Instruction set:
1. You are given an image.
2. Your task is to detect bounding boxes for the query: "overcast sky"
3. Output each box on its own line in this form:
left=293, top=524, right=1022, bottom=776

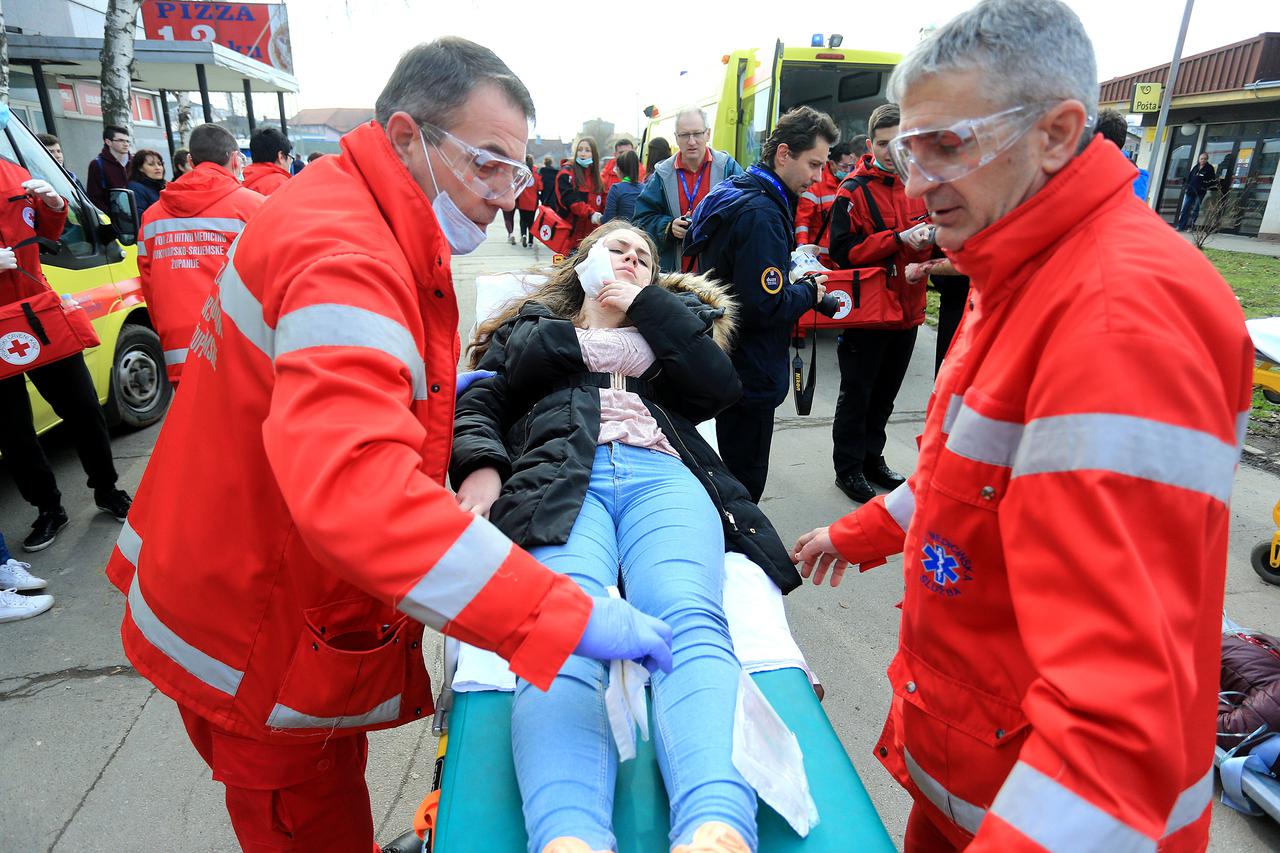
left=286, top=0, right=1278, bottom=139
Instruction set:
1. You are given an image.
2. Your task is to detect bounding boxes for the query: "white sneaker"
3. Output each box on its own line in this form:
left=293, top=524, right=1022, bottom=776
left=0, top=558, right=47, bottom=591
left=0, top=588, right=54, bottom=623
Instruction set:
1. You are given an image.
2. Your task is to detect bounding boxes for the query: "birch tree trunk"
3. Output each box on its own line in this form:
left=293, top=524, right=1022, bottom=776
left=177, top=91, right=192, bottom=145
left=100, top=0, right=143, bottom=130
left=0, top=1, right=10, bottom=105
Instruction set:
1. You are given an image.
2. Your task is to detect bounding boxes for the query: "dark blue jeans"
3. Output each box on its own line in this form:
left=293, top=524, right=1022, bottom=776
left=1177, top=190, right=1206, bottom=230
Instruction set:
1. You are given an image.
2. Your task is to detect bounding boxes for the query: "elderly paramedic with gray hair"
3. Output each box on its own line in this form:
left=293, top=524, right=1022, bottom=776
left=792, top=0, right=1253, bottom=850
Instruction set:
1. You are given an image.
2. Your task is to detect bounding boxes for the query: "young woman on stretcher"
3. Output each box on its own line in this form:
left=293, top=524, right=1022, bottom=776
left=451, top=221, right=801, bottom=853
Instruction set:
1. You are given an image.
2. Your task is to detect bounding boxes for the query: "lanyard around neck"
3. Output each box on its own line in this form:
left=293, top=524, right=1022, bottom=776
left=678, top=157, right=709, bottom=211
left=748, top=165, right=787, bottom=199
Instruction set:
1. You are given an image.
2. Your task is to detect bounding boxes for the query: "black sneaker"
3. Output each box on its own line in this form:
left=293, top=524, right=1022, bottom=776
left=23, top=508, right=69, bottom=552
left=95, top=488, right=132, bottom=522
left=864, top=459, right=906, bottom=490
left=835, top=473, right=876, bottom=503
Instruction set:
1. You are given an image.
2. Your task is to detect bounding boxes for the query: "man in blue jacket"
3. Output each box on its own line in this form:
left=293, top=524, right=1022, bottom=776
left=633, top=108, right=743, bottom=272
left=684, top=107, right=838, bottom=501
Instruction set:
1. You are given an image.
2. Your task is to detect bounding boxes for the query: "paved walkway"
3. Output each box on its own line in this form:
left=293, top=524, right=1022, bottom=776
left=1185, top=231, right=1280, bottom=257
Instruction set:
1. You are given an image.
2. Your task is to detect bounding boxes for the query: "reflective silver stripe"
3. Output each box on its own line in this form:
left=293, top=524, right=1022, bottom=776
left=136, top=240, right=147, bottom=256
left=1236, top=410, right=1249, bottom=451
left=905, top=749, right=986, bottom=835
left=800, top=191, right=819, bottom=203
left=1013, top=413, right=1238, bottom=504
left=127, top=572, right=244, bottom=697
left=216, top=239, right=276, bottom=358
left=275, top=303, right=428, bottom=399
left=163, top=348, right=188, bottom=366
left=947, top=403, right=1024, bottom=467
left=990, top=761, right=1154, bottom=853
left=795, top=225, right=810, bottom=234
left=397, top=515, right=513, bottom=630
left=884, top=481, right=914, bottom=532
left=1163, top=767, right=1212, bottom=835
left=141, top=216, right=246, bottom=240
left=116, top=517, right=142, bottom=566
left=941, top=393, right=964, bottom=434
left=815, top=194, right=837, bottom=203
left=267, top=694, right=401, bottom=729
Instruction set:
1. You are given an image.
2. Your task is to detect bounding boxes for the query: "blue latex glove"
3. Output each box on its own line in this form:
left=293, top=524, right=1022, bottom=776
left=575, top=596, right=674, bottom=674
left=455, top=369, right=496, bottom=398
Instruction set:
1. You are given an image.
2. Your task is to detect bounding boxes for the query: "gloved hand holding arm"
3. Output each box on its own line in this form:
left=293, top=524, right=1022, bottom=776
left=0, top=248, right=16, bottom=270
left=23, top=178, right=65, bottom=211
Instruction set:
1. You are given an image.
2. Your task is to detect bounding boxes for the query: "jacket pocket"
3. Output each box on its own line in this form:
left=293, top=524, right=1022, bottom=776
left=268, top=597, right=409, bottom=730
left=892, top=650, right=1030, bottom=827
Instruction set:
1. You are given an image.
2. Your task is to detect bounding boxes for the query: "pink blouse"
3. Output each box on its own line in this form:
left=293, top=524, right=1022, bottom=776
left=574, top=326, right=680, bottom=458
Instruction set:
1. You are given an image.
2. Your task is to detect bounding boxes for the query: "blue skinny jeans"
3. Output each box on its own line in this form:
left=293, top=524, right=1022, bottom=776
left=512, top=442, right=757, bottom=852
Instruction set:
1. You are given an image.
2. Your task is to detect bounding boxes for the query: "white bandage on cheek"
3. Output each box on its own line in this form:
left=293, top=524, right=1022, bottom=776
left=579, top=241, right=615, bottom=299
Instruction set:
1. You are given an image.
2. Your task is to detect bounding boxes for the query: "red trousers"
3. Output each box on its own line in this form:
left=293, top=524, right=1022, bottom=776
left=179, top=705, right=380, bottom=852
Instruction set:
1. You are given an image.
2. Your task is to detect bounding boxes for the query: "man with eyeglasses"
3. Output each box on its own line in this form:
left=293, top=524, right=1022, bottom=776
left=793, top=1, right=1251, bottom=850
left=242, top=126, right=295, bottom=195
left=634, top=108, right=742, bottom=272
left=106, top=37, right=672, bottom=851
left=85, top=124, right=131, bottom=212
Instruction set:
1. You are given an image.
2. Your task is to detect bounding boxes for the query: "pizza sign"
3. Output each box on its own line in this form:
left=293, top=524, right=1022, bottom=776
left=142, top=2, right=294, bottom=73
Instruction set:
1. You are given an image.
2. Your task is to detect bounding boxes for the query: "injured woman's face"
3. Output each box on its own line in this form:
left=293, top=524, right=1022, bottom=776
left=602, top=229, right=654, bottom=286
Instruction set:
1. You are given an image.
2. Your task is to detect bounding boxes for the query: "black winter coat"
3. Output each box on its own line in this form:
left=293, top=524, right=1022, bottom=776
left=451, top=276, right=802, bottom=593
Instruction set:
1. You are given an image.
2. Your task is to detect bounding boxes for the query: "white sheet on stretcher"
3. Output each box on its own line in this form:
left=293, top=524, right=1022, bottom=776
left=454, top=273, right=811, bottom=693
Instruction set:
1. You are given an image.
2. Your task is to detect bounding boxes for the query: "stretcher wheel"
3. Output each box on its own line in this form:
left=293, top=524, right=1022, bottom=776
left=1250, top=540, right=1280, bottom=586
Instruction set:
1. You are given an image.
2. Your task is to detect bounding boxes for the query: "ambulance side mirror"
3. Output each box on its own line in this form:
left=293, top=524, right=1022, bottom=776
left=106, top=188, right=140, bottom=246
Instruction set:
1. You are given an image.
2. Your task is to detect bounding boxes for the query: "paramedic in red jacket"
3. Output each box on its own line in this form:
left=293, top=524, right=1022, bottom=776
left=0, top=130, right=132, bottom=552
left=828, top=105, right=934, bottom=505
left=793, top=2, right=1252, bottom=851
left=600, top=138, right=646, bottom=193
left=555, top=137, right=605, bottom=250
left=107, top=38, right=672, bottom=853
left=241, top=126, right=294, bottom=196
left=138, top=123, right=265, bottom=383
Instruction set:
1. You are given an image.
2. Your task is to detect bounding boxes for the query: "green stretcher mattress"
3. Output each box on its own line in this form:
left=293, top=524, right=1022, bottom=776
left=431, top=667, right=895, bottom=852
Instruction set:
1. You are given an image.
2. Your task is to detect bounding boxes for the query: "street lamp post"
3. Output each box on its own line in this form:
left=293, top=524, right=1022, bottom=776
left=1147, top=0, right=1196, bottom=209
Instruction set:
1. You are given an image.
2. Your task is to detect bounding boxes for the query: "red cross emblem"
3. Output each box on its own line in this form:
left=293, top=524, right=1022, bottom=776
left=8, top=338, right=30, bottom=358
left=0, top=331, right=40, bottom=366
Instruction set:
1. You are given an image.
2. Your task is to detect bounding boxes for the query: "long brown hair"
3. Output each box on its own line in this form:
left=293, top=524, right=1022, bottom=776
left=570, top=137, right=602, bottom=191
left=468, top=221, right=660, bottom=367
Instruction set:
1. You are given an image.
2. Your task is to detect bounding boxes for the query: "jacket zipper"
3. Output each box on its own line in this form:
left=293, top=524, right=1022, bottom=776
left=647, top=399, right=740, bottom=534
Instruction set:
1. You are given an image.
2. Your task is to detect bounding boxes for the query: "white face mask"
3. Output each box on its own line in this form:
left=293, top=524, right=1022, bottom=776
left=419, top=127, right=487, bottom=256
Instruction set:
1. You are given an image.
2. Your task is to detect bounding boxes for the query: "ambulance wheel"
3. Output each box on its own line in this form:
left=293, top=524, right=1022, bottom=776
left=1264, top=390, right=1280, bottom=404
left=1250, top=540, right=1280, bottom=586
left=105, top=324, right=171, bottom=430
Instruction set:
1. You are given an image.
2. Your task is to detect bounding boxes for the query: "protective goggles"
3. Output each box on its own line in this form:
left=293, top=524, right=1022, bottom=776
left=420, top=121, right=533, bottom=200
left=888, top=103, right=1054, bottom=184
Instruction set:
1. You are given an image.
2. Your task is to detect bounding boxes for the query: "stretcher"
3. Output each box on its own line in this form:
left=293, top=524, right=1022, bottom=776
left=405, top=272, right=895, bottom=852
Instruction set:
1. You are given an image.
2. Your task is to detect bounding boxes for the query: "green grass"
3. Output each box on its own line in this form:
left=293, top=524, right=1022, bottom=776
left=924, top=287, right=940, bottom=327
left=1205, top=249, right=1280, bottom=424
left=1205, top=249, right=1280, bottom=320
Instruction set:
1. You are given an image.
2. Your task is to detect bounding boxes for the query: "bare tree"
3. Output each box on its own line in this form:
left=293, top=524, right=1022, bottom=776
left=177, top=91, right=192, bottom=145
left=0, top=1, right=10, bottom=104
left=1192, top=181, right=1256, bottom=250
left=100, top=0, right=143, bottom=130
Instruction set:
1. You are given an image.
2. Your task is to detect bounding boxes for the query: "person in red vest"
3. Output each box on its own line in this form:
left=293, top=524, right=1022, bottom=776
left=0, top=104, right=132, bottom=552
left=793, top=1, right=1252, bottom=850
left=515, top=153, right=540, bottom=247
left=794, top=141, right=855, bottom=260
left=554, top=137, right=605, bottom=251
left=827, top=104, right=934, bottom=505
left=600, top=138, right=646, bottom=193
left=106, top=38, right=671, bottom=852
left=241, top=127, right=295, bottom=196
left=138, top=123, right=265, bottom=384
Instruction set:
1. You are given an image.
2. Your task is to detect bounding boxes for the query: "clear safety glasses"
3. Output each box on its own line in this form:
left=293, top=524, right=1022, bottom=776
left=888, top=103, right=1054, bottom=184
left=420, top=121, right=534, bottom=200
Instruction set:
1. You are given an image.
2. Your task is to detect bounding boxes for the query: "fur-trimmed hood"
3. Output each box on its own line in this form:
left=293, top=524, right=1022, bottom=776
left=650, top=270, right=737, bottom=353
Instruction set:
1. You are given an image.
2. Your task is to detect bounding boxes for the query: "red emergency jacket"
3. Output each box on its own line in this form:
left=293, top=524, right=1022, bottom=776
left=107, top=121, right=591, bottom=743
left=0, top=158, right=67, bottom=306
left=138, top=162, right=264, bottom=382
left=794, top=162, right=842, bottom=257
left=828, top=154, right=931, bottom=329
left=241, top=161, right=291, bottom=196
left=829, top=138, right=1252, bottom=850
left=516, top=171, right=541, bottom=212
left=556, top=166, right=604, bottom=248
